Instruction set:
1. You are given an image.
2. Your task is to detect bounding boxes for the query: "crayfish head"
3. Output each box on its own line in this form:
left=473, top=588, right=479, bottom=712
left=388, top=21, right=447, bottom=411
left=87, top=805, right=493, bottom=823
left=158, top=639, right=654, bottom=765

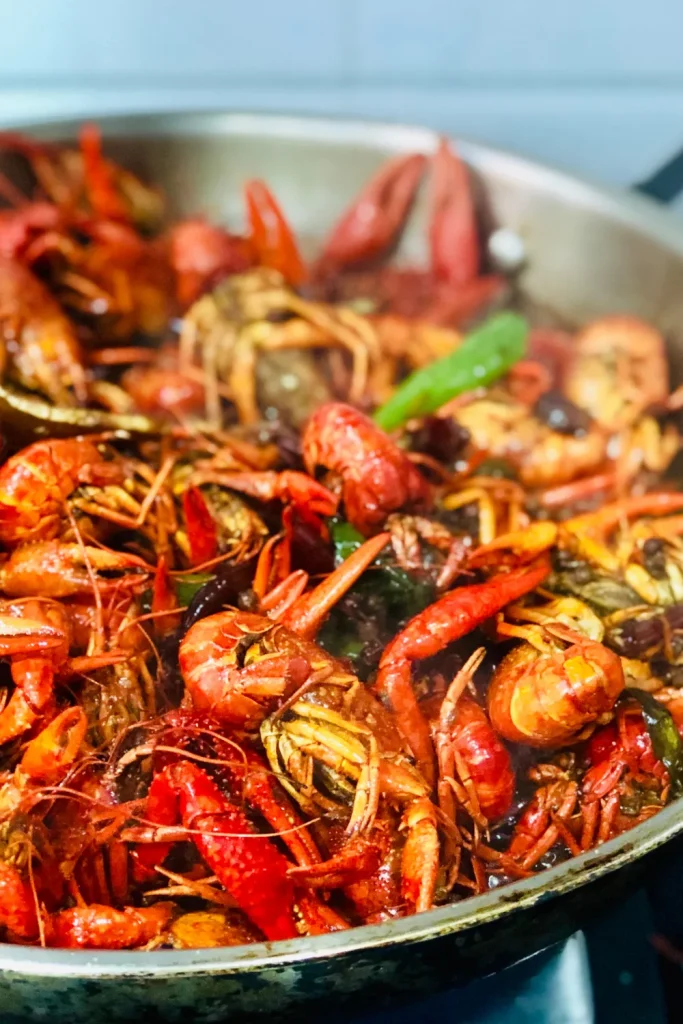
left=261, top=702, right=363, bottom=821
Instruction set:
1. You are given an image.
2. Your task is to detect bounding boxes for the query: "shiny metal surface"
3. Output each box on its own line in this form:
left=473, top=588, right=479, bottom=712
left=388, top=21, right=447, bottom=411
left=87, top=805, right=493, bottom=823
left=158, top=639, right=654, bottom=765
left=3, top=111, right=683, bottom=1023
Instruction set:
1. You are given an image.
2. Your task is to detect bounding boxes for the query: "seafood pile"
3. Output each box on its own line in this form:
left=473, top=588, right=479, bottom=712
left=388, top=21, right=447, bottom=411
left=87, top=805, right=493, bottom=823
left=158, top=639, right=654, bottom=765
left=0, top=125, right=681, bottom=952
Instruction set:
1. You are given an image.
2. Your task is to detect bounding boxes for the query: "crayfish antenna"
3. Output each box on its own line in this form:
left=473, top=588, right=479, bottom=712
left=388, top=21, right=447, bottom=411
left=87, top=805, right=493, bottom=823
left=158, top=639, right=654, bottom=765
left=282, top=532, right=390, bottom=639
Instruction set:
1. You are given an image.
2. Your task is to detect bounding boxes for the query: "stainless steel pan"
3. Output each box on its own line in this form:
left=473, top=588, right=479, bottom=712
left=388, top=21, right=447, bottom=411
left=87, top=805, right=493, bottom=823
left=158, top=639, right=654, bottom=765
left=3, top=112, right=683, bottom=1024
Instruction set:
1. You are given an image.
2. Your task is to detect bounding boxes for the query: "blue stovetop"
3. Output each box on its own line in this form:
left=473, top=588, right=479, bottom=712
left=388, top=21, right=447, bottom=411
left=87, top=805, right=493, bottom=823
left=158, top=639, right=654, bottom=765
left=327, top=858, right=677, bottom=1024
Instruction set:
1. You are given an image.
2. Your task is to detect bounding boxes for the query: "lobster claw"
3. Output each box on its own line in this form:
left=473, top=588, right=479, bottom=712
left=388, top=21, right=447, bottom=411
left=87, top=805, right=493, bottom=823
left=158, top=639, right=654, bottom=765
left=138, top=760, right=300, bottom=941
left=429, top=137, right=480, bottom=287
left=319, top=152, right=427, bottom=270
left=243, top=179, right=306, bottom=286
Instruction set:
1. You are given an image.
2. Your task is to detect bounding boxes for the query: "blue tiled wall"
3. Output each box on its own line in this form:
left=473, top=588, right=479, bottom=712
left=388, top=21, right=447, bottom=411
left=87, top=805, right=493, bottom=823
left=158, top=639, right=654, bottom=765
left=2, top=0, right=683, bottom=188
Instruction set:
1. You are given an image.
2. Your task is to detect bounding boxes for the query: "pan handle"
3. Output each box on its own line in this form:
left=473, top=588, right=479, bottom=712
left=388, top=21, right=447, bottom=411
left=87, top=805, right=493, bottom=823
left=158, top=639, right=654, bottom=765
left=633, top=146, right=683, bottom=204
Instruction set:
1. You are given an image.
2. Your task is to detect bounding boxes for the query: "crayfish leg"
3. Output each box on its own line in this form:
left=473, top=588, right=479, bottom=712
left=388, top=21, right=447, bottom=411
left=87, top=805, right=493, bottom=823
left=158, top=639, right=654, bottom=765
left=282, top=532, right=390, bottom=639
left=234, top=749, right=322, bottom=869
left=288, top=834, right=381, bottom=890
left=375, top=657, right=436, bottom=786
left=400, top=797, right=440, bottom=914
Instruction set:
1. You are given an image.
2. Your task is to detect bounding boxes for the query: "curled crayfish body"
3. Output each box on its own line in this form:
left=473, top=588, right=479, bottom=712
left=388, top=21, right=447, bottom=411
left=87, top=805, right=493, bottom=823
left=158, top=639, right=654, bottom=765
left=302, top=402, right=432, bottom=535
left=0, top=438, right=120, bottom=548
left=487, top=625, right=624, bottom=748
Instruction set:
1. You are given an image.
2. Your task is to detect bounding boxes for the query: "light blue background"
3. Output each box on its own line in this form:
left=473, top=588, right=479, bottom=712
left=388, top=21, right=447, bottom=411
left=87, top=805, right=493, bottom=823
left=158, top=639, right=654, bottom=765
left=2, top=0, right=682, bottom=189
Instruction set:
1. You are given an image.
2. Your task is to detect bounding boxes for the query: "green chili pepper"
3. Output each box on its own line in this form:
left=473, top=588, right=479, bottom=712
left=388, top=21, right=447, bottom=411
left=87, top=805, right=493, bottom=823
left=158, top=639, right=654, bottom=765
left=627, top=689, right=683, bottom=796
left=373, top=312, right=528, bottom=432
left=174, top=573, right=215, bottom=606
left=330, top=520, right=365, bottom=565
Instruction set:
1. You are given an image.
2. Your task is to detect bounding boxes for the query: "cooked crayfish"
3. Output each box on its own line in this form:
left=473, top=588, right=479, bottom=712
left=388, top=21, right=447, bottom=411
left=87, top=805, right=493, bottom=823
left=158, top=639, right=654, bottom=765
left=376, top=560, right=550, bottom=783
left=0, top=438, right=121, bottom=547
left=0, top=857, right=172, bottom=948
left=564, top=317, right=669, bottom=429
left=303, top=402, right=432, bottom=535
left=0, top=118, right=681, bottom=950
left=562, top=492, right=683, bottom=604
left=502, top=763, right=580, bottom=872
left=487, top=622, right=624, bottom=747
left=178, top=532, right=390, bottom=724
left=0, top=598, right=126, bottom=745
left=450, top=390, right=609, bottom=490
left=0, top=125, right=164, bottom=231
left=581, top=702, right=668, bottom=847
left=433, top=649, right=515, bottom=827
left=0, top=257, right=87, bottom=405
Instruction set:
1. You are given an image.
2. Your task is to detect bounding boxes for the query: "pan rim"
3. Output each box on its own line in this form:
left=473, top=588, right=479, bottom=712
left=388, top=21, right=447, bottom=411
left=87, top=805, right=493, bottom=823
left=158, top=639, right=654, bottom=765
left=17, top=108, right=683, bottom=254
left=1, top=794, right=680, bottom=976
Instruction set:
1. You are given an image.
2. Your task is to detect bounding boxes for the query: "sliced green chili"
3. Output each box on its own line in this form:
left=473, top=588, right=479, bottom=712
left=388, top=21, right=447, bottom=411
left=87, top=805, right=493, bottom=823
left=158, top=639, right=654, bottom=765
left=330, top=519, right=365, bottom=566
left=373, top=312, right=528, bottom=432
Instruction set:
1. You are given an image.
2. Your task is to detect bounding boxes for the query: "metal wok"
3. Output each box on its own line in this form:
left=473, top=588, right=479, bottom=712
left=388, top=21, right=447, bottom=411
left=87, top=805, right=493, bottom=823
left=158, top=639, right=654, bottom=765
left=2, top=112, right=683, bottom=1024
